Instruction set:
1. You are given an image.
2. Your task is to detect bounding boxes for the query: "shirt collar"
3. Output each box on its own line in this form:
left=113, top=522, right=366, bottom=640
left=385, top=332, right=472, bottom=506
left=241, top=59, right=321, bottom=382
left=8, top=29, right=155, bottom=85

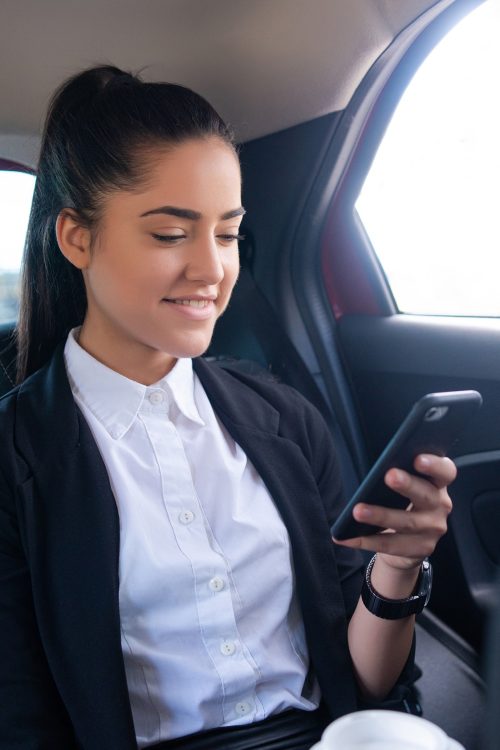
left=64, top=328, right=204, bottom=440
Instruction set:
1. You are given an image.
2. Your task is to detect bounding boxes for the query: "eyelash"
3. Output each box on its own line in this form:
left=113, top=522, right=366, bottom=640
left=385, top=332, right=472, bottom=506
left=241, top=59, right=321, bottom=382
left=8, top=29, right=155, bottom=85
left=152, top=233, right=245, bottom=244
left=219, top=234, right=245, bottom=243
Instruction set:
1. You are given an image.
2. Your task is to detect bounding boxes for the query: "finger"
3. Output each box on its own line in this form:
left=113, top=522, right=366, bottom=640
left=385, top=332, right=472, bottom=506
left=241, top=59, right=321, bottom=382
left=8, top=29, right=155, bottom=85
left=334, top=531, right=439, bottom=559
left=352, top=503, right=440, bottom=536
left=413, top=454, right=457, bottom=489
left=384, top=468, right=453, bottom=513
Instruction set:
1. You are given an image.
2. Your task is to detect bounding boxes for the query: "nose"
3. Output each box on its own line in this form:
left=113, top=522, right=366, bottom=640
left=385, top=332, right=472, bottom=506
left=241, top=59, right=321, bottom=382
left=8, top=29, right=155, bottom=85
left=185, top=235, right=225, bottom=285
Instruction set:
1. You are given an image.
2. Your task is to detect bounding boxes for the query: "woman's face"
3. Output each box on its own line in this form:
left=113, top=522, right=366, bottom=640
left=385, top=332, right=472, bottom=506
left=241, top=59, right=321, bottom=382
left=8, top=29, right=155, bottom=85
left=74, top=138, right=243, bottom=383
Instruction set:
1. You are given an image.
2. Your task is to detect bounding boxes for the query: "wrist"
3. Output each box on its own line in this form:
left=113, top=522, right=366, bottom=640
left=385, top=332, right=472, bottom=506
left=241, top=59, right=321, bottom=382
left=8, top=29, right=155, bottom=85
left=370, top=555, right=421, bottom=600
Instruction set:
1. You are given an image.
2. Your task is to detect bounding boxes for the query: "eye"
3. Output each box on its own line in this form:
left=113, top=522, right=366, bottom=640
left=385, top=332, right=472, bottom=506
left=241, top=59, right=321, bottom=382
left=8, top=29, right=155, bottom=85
left=151, top=233, right=186, bottom=243
left=217, top=233, right=245, bottom=243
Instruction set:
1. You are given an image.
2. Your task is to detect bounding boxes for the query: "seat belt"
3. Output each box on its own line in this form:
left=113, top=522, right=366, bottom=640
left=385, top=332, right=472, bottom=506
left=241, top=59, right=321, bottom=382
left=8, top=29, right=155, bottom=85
left=210, top=267, right=361, bottom=495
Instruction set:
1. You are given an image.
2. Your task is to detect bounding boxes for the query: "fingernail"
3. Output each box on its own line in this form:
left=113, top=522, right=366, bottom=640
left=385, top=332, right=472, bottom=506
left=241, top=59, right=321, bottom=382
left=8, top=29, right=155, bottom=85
left=356, top=505, right=372, bottom=518
left=419, top=456, right=430, bottom=468
left=391, top=469, right=404, bottom=485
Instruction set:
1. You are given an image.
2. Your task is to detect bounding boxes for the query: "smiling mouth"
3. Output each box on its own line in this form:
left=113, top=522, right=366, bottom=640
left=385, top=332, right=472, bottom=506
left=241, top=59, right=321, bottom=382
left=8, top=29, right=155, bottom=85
left=162, top=298, right=215, bottom=308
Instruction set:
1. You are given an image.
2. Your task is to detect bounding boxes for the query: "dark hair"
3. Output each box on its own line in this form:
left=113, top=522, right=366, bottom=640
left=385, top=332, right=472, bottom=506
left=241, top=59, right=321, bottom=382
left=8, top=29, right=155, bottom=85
left=16, top=65, right=237, bottom=383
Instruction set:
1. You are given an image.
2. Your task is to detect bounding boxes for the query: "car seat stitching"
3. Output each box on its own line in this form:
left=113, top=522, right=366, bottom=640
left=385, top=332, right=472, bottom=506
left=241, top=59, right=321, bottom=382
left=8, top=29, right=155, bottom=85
left=0, top=354, right=14, bottom=387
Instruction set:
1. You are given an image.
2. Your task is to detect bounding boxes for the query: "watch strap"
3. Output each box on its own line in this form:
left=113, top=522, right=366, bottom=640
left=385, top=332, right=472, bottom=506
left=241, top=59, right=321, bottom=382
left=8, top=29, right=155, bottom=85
left=361, top=554, right=433, bottom=620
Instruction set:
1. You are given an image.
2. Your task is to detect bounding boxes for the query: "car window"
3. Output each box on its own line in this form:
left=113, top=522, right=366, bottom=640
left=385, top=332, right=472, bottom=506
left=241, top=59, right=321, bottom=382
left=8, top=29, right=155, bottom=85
left=0, top=168, right=36, bottom=323
left=356, top=0, right=500, bottom=317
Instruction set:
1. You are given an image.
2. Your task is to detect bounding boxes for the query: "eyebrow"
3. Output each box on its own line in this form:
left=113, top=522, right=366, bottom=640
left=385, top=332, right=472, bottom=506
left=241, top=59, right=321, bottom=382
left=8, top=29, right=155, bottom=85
left=139, top=205, right=246, bottom=221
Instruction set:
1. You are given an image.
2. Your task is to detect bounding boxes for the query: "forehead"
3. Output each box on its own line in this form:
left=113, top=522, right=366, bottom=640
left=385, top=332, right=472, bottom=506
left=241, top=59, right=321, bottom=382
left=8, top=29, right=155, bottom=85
left=116, top=138, right=242, bottom=216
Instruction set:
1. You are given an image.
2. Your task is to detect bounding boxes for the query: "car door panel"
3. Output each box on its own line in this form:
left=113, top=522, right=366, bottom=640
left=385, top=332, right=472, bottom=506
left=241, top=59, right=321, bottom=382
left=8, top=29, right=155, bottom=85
left=337, top=312, right=500, bottom=648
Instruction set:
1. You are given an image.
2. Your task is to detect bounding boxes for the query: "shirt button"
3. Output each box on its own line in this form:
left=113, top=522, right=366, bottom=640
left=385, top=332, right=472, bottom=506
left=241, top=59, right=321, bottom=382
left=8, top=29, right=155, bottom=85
left=220, top=640, right=236, bottom=656
left=209, top=576, right=225, bottom=592
left=235, top=701, right=252, bottom=716
left=178, top=510, right=195, bottom=525
left=148, top=390, right=164, bottom=405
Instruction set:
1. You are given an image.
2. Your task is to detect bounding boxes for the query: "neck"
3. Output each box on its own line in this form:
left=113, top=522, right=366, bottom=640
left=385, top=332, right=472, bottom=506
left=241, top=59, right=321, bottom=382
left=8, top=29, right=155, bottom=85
left=76, top=323, right=177, bottom=385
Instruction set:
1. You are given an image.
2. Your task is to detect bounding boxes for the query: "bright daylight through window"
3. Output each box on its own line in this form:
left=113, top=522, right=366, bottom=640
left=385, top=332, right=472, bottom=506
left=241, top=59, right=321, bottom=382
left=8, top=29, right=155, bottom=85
left=0, top=170, right=35, bottom=323
left=356, top=0, right=500, bottom=316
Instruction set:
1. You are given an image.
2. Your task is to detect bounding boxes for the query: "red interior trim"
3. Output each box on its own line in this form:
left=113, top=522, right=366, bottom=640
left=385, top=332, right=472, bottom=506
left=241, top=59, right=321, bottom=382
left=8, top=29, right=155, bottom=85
left=321, top=206, right=384, bottom=319
left=0, top=158, right=35, bottom=175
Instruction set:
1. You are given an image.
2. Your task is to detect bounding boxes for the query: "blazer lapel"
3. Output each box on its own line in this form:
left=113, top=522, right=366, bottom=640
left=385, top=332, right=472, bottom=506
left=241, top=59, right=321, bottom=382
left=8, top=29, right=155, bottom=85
left=194, top=358, right=358, bottom=717
left=14, top=345, right=137, bottom=748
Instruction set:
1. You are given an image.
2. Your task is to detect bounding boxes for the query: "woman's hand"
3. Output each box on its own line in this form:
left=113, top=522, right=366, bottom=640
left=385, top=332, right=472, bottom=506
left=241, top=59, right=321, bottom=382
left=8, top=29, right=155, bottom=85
left=335, top=453, right=456, bottom=572
left=341, top=453, right=456, bottom=699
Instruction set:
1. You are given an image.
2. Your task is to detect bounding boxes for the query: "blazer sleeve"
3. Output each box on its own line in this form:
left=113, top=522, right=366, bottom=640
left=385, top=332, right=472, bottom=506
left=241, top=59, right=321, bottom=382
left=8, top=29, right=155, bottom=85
left=294, top=388, right=421, bottom=711
left=0, top=463, right=78, bottom=749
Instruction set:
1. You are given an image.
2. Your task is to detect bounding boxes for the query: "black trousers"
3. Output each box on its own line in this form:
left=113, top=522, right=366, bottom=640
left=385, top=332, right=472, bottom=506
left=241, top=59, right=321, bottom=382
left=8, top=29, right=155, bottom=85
left=146, top=706, right=330, bottom=750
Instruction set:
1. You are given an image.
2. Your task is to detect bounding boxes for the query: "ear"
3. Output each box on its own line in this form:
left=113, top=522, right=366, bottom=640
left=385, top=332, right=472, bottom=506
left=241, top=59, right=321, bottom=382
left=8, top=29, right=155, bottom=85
left=56, top=209, right=92, bottom=269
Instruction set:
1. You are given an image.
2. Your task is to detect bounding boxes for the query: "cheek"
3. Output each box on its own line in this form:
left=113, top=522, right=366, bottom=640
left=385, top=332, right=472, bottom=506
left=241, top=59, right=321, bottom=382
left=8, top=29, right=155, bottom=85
left=91, top=245, right=169, bottom=299
left=222, top=253, right=240, bottom=295
left=89, top=256, right=140, bottom=300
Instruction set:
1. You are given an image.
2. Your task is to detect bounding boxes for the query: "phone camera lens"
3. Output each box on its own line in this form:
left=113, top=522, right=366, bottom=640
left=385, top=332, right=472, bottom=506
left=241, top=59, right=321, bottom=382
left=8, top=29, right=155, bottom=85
left=424, top=406, right=448, bottom=422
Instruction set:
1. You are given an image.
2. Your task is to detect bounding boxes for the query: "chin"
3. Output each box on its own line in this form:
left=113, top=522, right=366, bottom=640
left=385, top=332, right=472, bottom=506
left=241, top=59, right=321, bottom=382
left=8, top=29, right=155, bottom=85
left=163, top=335, right=213, bottom=361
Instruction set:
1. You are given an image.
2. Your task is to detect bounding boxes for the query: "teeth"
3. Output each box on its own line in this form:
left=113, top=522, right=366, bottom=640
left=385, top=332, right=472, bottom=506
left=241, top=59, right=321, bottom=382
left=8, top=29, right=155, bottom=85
left=172, top=299, right=210, bottom=307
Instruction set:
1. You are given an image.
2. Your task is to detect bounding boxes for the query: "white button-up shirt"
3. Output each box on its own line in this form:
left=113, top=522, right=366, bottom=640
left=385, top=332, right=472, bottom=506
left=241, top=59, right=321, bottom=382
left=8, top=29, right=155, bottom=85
left=64, top=330, right=319, bottom=747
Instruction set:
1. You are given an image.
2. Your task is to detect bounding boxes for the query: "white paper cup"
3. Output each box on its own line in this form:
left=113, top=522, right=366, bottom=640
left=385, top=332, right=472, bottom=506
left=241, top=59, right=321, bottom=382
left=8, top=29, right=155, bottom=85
left=309, top=710, right=465, bottom=750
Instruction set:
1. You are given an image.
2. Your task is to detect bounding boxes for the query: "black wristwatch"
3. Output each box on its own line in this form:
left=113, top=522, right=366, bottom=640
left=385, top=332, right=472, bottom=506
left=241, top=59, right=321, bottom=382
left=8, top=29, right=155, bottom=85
left=361, top=554, right=433, bottom=620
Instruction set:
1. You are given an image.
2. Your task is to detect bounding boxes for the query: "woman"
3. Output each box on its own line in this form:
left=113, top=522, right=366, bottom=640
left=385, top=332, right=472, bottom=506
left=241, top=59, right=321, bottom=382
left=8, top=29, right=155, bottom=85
left=0, top=66, right=455, bottom=750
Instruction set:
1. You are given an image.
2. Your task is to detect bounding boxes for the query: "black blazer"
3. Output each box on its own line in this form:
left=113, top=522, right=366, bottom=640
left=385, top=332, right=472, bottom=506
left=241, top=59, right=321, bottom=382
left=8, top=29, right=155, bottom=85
left=0, top=346, right=414, bottom=749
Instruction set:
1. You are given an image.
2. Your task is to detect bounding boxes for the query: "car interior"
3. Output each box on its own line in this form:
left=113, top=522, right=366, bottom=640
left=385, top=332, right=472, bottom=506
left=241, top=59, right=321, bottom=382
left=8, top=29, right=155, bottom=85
left=1, top=1, right=497, bottom=748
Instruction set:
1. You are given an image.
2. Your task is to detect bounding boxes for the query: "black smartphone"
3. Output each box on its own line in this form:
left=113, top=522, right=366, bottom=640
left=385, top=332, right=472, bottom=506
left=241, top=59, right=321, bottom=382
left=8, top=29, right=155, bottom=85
left=331, top=390, right=482, bottom=541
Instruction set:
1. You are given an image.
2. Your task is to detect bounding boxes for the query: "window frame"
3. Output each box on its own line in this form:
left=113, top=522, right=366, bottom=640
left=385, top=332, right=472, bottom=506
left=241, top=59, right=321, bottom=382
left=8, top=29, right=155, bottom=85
left=354, top=0, right=500, bottom=319
left=289, top=0, right=487, bottom=320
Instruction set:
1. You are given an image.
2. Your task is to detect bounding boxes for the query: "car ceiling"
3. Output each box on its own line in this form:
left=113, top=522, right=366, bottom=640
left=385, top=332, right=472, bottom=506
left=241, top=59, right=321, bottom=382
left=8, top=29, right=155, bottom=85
left=1, top=0, right=440, bottom=165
